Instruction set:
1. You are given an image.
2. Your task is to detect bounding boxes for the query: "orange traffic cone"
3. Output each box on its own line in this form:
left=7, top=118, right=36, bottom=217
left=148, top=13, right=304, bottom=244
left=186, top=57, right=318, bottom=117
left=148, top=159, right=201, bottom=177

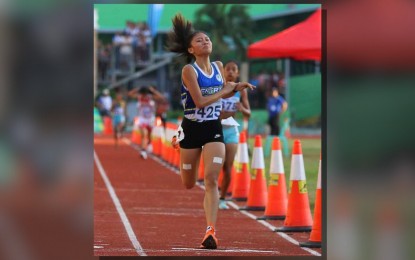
left=161, top=123, right=171, bottom=162
left=161, top=136, right=168, bottom=161
left=103, top=116, right=113, bottom=135
left=276, top=140, right=312, bottom=232
left=151, top=117, right=162, bottom=156
left=231, top=131, right=250, bottom=201
left=300, top=153, right=322, bottom=248
left=240, top=135, right=268, bottom=211
left=173, top=147, right=180, bottom=168
left=257, top=137, right=287, bottom=220
left=197, top=151, right=204, bottom=182
left=218, top=168, right=224, bottom=190
left=158, top=121, right=166, bottom=158
left=168, top=123, right=178, bottom=165
left=165, top=123, right=175, bottom=164
left=131, top=117, right=141, bottom=145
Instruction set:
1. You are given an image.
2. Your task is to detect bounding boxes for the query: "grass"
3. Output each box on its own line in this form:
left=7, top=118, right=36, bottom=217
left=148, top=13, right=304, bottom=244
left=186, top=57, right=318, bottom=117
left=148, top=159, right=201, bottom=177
left=246, top=136, right=321, bottom=215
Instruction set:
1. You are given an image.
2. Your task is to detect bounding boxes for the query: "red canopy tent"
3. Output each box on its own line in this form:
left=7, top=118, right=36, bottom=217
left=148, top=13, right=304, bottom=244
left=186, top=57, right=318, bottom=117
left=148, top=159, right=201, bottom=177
left=247, top=8, right=321, bottom=61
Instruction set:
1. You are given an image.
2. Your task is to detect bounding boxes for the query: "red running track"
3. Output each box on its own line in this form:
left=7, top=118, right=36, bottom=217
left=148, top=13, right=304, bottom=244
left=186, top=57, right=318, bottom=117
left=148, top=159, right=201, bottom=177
left=94, top=135, right=322, bottom=256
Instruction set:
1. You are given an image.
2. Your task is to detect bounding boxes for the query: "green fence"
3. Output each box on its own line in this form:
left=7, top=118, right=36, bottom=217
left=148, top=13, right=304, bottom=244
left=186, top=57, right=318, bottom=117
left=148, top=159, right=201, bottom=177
left=289, top=73, right=321, bottom=121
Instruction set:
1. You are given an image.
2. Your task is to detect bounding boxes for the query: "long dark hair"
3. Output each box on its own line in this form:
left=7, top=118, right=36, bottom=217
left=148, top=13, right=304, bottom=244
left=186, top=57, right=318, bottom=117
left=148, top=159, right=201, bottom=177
left=167, top=13, right=201, bottom=63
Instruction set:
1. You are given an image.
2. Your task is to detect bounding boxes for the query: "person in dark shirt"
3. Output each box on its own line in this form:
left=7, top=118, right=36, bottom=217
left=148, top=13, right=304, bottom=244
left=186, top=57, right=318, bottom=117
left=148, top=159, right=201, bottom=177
left=267, top=87, right=288, bottom=136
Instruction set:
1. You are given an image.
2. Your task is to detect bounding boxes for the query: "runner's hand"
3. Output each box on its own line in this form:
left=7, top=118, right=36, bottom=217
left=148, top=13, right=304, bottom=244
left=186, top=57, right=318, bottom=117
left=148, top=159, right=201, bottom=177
left=223, top=81, right=238, bottom=94
left=171, top=136, right=179, bottom=150
left=234, top=82, right=256, bottom=92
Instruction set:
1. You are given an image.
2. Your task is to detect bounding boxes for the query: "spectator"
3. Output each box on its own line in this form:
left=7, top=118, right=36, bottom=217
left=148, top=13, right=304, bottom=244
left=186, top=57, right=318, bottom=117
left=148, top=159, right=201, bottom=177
left=98, top=42, right=110, bottom=81
left=248, top=72, right=259, bottom=87
left=246, top=73, right=258, bottom=108
left=272, top=70, right=280, bottom=87
left=112, top=32, right=124, bottom=69
left=277, top=72, right=286, bottom=99
left=267, top=87, right=288, bottom=136
left=119, top=32, right=133, bottom=71
left=124, top=20, right=141, bottom=63
left=96, top=89, right=112, bottom=117
left=135, top=22, right=145, bottom=62
left=124, top=20, right=139, bottom=36
left=257, top=70, right=270, bottom=107
left=257, top=70, right=268, bottom=87
left=141, top=22, right=152, bottom=62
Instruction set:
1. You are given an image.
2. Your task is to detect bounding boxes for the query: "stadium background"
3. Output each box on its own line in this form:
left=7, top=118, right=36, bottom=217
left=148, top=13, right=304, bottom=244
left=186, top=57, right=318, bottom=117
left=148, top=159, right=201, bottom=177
left=94, top=4, right=321, bottom=136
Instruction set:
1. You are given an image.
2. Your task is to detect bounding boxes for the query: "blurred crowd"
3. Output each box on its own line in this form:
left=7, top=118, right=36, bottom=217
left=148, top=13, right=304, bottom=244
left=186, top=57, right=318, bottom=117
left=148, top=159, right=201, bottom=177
left=97, top=20, right=152, bottom=82
left=248, top=70, right=286, bottom=109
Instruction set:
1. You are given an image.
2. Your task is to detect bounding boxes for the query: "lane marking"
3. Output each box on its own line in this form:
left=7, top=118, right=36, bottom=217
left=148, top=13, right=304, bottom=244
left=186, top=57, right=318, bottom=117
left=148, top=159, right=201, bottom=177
left=227, top=202, right=320, bottom=256
left=172, top=248, right=279, bottom=253
left=122, top=138, right=321, bottom=256
left=94, top=150, right=147, bottom=256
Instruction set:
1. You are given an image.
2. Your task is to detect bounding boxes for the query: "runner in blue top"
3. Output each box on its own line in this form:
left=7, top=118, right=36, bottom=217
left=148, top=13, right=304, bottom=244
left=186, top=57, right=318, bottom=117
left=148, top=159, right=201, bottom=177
left=111, top=92, right=126, bottom=147
left=167, top=13, right=255, bottom=249
left=219, top=61, right=251, bottom=210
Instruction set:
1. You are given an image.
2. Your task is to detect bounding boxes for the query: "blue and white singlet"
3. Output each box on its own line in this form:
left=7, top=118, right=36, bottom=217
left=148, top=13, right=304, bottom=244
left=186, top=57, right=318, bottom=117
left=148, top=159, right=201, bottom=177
left=181, top=62, right=224, bottom=122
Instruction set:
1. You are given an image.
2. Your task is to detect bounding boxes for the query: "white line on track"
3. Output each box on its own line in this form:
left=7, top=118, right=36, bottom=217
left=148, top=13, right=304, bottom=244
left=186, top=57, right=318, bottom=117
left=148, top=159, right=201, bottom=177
left=172, top=248, right=279, bottom=253
left=122, top=138, right=321, bottom=256
left=94, top=150, right=147, bottom=256
left=227, top=202, right=321, bottom=256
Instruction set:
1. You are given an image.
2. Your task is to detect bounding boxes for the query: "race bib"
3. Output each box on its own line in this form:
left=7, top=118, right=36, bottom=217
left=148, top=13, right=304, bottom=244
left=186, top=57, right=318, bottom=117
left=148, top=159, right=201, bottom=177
left=222, top=95, right=239, bottom=112
left=194, top=101, right=221, bottom=121
left=222, top=100, right=237, bottom=112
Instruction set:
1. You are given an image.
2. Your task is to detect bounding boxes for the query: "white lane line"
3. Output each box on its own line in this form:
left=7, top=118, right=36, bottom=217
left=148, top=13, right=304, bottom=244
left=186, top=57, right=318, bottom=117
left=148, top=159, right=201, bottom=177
left=172, top=248, right=279, bottom=253
left=123, top=138, right=321, bottom=257
left=227, top=201, right=321, bottom=256
left=94, top=150, right=147, bottom=256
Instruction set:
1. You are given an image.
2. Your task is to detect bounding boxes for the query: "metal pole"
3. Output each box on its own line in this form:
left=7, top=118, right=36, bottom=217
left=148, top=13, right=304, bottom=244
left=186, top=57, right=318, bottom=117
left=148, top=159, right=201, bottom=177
left=240, top=62, right=249, bottom=82
left=315, top=61, right=320, bottom=74
left=157, top=65, right=167, bottom=93
left=285, top=58, right=290, bottom=105
left=94, top=9, right=98, bottom=98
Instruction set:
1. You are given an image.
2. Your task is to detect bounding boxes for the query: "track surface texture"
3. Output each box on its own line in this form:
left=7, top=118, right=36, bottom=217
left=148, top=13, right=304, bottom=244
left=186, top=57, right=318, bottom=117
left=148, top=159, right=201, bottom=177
left=94, top=135, right=322, bottom=256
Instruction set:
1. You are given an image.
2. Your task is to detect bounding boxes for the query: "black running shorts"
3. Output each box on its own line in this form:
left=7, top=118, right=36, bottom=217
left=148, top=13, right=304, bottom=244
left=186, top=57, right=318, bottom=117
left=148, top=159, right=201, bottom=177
left=179, top=117, right=224, bottom=149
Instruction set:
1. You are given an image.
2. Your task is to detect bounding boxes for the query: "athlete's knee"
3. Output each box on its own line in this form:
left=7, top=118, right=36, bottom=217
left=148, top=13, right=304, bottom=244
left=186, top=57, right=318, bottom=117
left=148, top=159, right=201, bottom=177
left=180, top=167, right=197, bottom=189
left=181, top=174, right=196, bottom=189
left=204, top=173, right=218, bottom=190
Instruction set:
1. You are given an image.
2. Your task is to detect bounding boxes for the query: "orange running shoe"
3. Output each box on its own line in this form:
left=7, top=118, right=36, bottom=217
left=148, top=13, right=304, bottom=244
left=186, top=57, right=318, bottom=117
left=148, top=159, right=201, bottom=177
left=200, top=226, right=218, bottom=249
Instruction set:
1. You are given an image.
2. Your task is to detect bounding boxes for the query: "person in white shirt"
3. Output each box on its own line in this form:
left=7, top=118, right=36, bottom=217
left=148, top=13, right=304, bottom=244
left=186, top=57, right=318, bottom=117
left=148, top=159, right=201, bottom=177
left=96, top=89, right=112, bottom=117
